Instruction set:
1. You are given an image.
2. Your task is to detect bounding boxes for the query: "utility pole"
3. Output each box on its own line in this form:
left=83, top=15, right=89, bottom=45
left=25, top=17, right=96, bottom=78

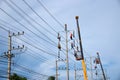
left=57, top=24, right=72, bottom=80
left=8, top=31, right=12, bottom=80
left=97, top=52, right=106, bottom=80
left=5, top=31, right=24, bottom=80
left=75, top=16, right=88, bottom=80
left=65, top=24, right=69, bottom=80
left=56, top=60, right=58, bottom=80
left=90, top=57, right=93, bottom=80
left=74, top=63, right=76, bottom=80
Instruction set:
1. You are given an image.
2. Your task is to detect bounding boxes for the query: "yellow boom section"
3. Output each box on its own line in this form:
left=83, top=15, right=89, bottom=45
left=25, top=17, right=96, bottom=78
left=81, top=60, right=88, bottom=80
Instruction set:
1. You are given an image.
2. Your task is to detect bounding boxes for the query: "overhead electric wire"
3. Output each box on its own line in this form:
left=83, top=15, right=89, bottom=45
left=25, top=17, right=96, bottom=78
left=22, top=0, right=57, bottom=33
left=0, top=76, right=7, bottom=79
left=0, top=25, right=57, bottom=58
left=26, top=50, right=47, bottom=62
left=0, top=8, right=57, bottom=48
left=0, top=60, right=49, bottom=77
left=28, top=48, right=48, bottom=60
left=0, top=40, right=8, bottom=47
left=37, top=0, right=64, bottom=28
left=14, top=63, right=49, bottom=77
left=0, top=20, right=57, bottom=51
left=0, top=11, right=65, bottom=65
left=11, top=58, right=55, bottom=79
left=0, top=53, right=46, bottom=79
left=26, top=49, right=59, bottom=66
left=2, top=24, right=58, bottom=60
left=2, top=9, right=65, bottom=53
left=0, top=1, right=77, bottom=77
left=11, top=69, right=47, bottom=80
left=23, top=0, right=66, bottom=41
left=0, top=24, right=75, bottom=71
left=0, top=35, right=8, bottom=40
left=0, top=26, right=9, bottom=32
left=9, top=0, right=56, bottom=38
left=0, top=40, right=8, bottom=44
left=3, top=0, right=57, bottom=46
left=0, top=19, right=22, bottom=32
left=16, top=36, right=57, bottom=57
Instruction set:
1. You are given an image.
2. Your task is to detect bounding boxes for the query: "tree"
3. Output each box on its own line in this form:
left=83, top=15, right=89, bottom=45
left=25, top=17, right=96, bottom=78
left=48, top=76, right=55, bottom=80
left=10, top=73, right=27, bottom=80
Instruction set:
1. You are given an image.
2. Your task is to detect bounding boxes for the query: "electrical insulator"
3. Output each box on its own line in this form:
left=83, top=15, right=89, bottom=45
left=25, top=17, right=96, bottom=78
left=4, top=52, right=7, bottom=55
left=13, top=33, right=15, bottom=36
left=22, top=31, right=24, bottom=34
left=58, top=42, right=61, bottom=50
left=12, top=46, right=15, bottom=49
left=70, top=33, right=73, bottom=40
left=71, top=42, right=74, bottom=49
left=95, top=71, right=98, bottom=75
left=18, top=32, right=20, bottom=35
left=77, top=46, right=79, bottom=51
left=57, top=33, right=61, bottom=41
left=18, top=45, right=20, bottom=48
left=94, top=65, right=97, bottom=69
left=73, top=31, right=75, bottom=38
left=73, top=40, right=75, bottom=47
left=74, top=50, right=77, bottom=57
left=95, top=58, right=100, bottom=64
left=65, top=24, right=67, bottom=31
left=22, top=45, right=24, bottom=48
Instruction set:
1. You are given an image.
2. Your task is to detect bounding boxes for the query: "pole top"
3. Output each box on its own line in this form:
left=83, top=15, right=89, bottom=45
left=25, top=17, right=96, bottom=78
left=65, top=24, right=67, bottom=31
left=97, top=52, right=99, bottom=55
left=75, top=16, right=79, bottom=19
left=65, top=24, right=67, bottom=27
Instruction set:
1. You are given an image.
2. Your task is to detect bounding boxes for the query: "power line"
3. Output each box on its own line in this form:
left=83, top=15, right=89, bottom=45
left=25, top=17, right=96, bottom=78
left=0, top=19, right=22, bottom=32
left=3, top=0, right=57, bottom=46
left=0, top=10, right=66, bottom=54
left=22, top=0, right=57, bottom=33
left=0, top=26, right=9, bottom=32
left=0, top=60, right=49, bottom=79
left=0, top=22, right=56, bottom=56
left=26, top=50, right=47, bottom=62
left=37, top=0, right=64, bottom=28
left=16, top=37, right=57, bottom=57
left=0, top=21, right=57, bottom=51
left=14, top=63, right=49, bottom=77
left=0, top=8, right=56, bottom=47
left=9, top=0, right=56, bottom=38
left=0, top=25, right=57, bottom=58
left=0, top=25, right=75, bottom=73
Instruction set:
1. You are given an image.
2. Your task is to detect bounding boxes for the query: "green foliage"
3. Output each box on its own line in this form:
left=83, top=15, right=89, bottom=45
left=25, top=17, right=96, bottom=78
left=10, top=73, right=27, bottom=80
left=48, top=76, right=55, bottom=80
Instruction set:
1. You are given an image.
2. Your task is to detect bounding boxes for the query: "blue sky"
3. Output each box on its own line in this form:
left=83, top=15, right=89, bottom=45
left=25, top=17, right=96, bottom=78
left=0, top=0, right=120, bottom=80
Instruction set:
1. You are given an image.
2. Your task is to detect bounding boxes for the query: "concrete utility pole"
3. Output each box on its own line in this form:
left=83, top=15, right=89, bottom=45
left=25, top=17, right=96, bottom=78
left=74, top=63, right=76, bottom=80
left=65, top=24, right=69, bottom=80
left=57, top=24, right=72, bottom=80
left=7, top=31, right=12, bottom=80
left=6, top=31, right=24, bottom=80
left=90, top=57, right=93, bottom=80
left=97, top=52, right=106, bottom=80
left=56, top=60, right=58, bottom=80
